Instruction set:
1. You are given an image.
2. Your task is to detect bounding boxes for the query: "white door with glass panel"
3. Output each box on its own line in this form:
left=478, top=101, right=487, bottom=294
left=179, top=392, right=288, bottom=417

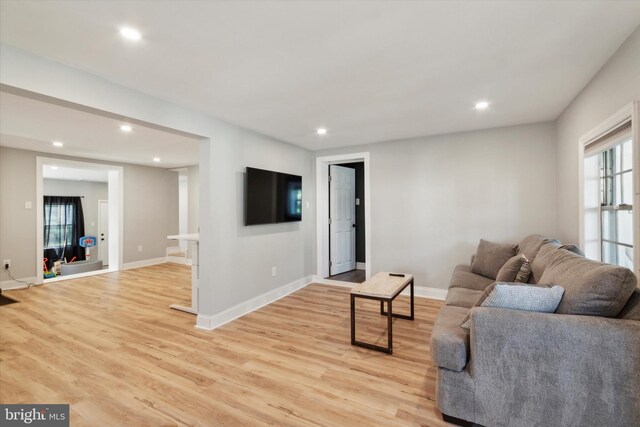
left=98, top=200, right=109, bottom=266
left=329, top=165, right=356, bottom=275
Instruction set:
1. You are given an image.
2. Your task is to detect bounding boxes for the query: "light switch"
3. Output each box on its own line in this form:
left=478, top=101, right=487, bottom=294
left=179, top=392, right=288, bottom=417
left=24, top=201, right=32, bottom=209
left=355, top=198, right=360, bottom=206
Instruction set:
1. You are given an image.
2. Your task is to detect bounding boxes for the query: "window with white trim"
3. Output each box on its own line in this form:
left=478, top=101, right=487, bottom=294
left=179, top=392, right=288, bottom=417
left=599, top=138, right=633, bottom=268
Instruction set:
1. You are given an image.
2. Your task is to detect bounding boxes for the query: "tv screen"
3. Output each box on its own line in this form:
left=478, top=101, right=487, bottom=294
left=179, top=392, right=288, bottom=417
left=245, top=167, right=302, bottom=225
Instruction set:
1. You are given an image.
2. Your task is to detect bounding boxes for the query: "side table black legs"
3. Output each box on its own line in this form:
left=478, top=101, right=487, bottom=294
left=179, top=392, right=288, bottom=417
left=350, top=278, right=414, bottom=354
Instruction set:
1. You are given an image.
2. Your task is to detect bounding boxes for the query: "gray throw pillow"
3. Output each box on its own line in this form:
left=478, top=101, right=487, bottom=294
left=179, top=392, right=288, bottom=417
left=559, top=244, right=585, bottom=256
left=471, top=239, right=518, bottom=279
left=460, top=282, right=563, bottom=329
left=495, top=254, right=531, bottom=283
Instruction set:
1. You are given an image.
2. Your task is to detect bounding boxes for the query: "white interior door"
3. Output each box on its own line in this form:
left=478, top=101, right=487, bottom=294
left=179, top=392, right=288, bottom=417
left=98, top=200, right=109, bottom=266
left=329, top=165, right=356, bottom=275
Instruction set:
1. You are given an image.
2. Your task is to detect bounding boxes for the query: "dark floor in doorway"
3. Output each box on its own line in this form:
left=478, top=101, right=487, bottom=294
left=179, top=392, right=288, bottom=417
left=328, top=269, right=366, bottom=283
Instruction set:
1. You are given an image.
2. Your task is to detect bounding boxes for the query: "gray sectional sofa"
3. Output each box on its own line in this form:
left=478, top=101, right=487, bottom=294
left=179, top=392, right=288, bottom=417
left=430, top=235, right=640, bottom=427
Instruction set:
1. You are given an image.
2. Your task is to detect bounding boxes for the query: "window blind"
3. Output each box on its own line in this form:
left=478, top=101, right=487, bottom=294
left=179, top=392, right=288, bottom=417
left=584, top=120, right=632, bottom=157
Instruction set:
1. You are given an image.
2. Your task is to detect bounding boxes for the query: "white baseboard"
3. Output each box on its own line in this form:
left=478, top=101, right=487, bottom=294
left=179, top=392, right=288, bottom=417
left=166, top=256, right=193, bottom=266
left=356, top=262, right=366, bottom=270
left=122, top=257, right=167, bottom=271
left=310, top=275, right=448, bottom=300
left=166, top=245, right=182, bottom=255
left=1, top=258, right=192, bottom=288
left=196, top=275, right=314, bottom=331
left=0, top=276, right=39, bottom=290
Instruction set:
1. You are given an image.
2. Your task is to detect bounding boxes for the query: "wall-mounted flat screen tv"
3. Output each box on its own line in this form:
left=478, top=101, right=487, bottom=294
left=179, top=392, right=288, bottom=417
left=245, top=167, right=302, bottom=225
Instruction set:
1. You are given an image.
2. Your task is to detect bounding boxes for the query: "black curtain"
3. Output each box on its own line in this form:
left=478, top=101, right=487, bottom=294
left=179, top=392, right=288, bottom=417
left=43, top=196, right=86, bottom=265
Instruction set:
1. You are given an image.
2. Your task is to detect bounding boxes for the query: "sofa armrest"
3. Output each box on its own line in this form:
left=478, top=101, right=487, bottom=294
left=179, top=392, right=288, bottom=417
left=469, top=307, right=640, bottom=427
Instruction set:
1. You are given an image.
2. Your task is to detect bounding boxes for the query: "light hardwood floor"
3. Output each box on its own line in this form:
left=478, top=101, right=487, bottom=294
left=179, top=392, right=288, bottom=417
left=0, top=264, right=450, bottom=426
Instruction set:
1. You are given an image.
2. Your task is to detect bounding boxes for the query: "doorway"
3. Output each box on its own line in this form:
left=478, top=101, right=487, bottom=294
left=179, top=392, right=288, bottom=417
left=37, top=157, right=124, bottom=284
left=316, top=153, right=371, bottom=283
left=328, top=163, right=368, bottom=283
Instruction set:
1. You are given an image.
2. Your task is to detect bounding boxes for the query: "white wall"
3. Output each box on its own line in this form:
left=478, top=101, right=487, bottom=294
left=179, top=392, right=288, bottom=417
left=0, top=147, right=37, bottom=282
left=0, top=146, right=178, bottom=282
left=187, top=165, right=199, bottom=234
left=555, top=26, right=640, bottom=244
left=43, top=178, right=108, bottom=259
left=315, top=122, right=557, bottom=290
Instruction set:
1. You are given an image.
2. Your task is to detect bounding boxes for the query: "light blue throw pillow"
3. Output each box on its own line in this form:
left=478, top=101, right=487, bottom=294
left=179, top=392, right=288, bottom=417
left=482, top=283, right=565, bottom=312
left=461, top=283, right=564, bottom=329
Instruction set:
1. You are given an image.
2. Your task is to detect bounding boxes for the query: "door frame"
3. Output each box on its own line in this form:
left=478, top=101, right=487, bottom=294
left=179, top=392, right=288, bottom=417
left=37, top=156, right=124, bottom=284
left=316, top=152, right=371, bottom=280
left=97, top=199, right=109, bottom=265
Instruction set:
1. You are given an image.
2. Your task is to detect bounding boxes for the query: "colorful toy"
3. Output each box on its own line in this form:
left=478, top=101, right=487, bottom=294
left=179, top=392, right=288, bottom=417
left=43, top=258, right=55, bottom=279
left=79, top=236, right=97, bottom=260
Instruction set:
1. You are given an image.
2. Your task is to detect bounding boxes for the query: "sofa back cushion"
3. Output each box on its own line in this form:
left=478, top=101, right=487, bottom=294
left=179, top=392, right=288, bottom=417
left=538, top=247, right=637, bottom=317
left=471, top=239, right=518, bottom=279
left=517, top=234, right=549, bottom=262
left=618, top=288, right=640, bottom=321
left=529, top=242, right=560, bottom=284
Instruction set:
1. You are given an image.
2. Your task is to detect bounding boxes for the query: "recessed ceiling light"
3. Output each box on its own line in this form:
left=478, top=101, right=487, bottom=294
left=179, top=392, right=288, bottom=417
left=153, top=157, right=161, bottom=163
left=120, top=124, right=132, bottom=132
left=51, top=166, right=59, bottom=170
left=52, top=141, right=64, bottom=147
left=316, top=128, right=328, bottom=135
left=120, top=27, right=142, bottom=41
left=475, top=101, right=490, bottom=110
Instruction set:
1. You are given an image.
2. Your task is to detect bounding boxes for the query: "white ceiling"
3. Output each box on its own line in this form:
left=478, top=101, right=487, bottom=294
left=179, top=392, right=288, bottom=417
left=1, top=1, right=640, bottom=150
left=43, top=165, right=108, bottom=183
left=0, top=91, right=200, bottom=168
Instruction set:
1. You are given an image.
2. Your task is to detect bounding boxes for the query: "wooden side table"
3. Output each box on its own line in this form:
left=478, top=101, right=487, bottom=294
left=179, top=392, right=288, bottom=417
left=350, top=272, right=414, bottom=354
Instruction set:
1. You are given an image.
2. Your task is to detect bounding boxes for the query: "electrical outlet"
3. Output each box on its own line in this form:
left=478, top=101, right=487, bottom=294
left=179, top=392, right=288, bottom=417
left=271, top=266, right=277, bottom=277
left=138, top=245, right=143, bottom=252
left=3, top=259, right=10, bottom=269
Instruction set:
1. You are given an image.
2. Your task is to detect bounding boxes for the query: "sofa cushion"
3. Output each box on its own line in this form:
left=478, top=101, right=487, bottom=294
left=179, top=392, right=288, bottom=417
left=538, top=247, right=637, bottom=317
left=460, top=282, right=496, bottom=328
left=618, top=288, right=640, bottom=321
left=517, top=235, right=551, bottom=262
left=559, top=244, right=585, bottom=256
left=446, top=287, right=484, bottom=309
left=449, top=264, right=494, bottom=291
left=529, top=242, right=560, bottom=284
left=496, top=254, right=531, bottom=283
left=430, top=305, right=470, bottom=371
left=471, top=239, right=518, bottom=279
